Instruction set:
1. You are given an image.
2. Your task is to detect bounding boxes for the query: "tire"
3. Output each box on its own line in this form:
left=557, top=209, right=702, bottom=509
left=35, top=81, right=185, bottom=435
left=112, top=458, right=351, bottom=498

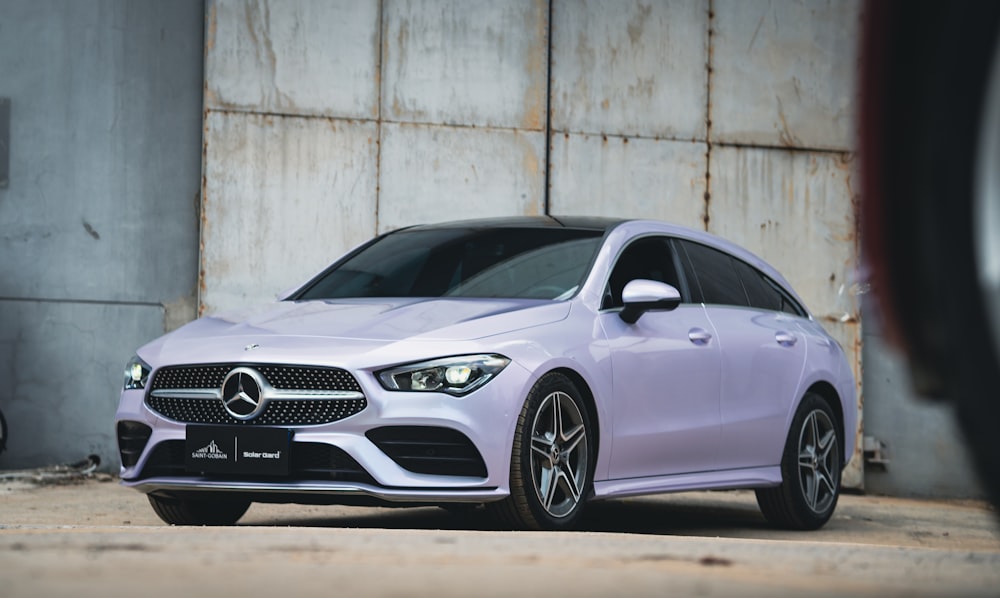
left=148, top=493, right=251, bottom=526
left=487, top=373, right=593, bottom=531
left=756, top=393, right=841, bottom=530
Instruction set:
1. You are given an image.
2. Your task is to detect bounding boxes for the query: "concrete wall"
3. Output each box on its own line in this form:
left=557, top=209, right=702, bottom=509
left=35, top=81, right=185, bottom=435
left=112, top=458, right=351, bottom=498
left=200, top=0, right=868, bottom=487
left=0, top=1, right=204, bottom=468
left=0, top=0, right=982, bottom=497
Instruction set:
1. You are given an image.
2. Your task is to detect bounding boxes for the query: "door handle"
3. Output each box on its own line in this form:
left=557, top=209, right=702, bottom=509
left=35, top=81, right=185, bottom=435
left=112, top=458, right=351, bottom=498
left=688, top=328, right=712, bottom=345
left=775, top=331, right=797, bottom=347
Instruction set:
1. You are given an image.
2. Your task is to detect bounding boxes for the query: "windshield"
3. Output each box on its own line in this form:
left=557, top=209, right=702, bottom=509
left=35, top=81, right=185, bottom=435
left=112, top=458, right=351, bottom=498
left=296, top=227, right=604, bottom=300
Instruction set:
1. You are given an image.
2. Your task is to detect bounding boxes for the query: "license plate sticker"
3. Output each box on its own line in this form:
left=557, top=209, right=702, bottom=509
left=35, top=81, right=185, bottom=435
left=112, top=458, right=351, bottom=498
left=185, top=425, right=290, bottom=476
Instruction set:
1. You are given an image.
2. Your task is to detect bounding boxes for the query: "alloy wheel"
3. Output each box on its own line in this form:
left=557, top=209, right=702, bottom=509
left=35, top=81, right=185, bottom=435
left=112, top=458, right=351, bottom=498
left=797, top=409, right=839, bottom=514
left=529, top=390, right=588, bottom=518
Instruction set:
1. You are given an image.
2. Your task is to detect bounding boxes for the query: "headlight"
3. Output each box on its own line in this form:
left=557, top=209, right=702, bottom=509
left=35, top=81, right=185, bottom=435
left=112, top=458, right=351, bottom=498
left=377, top=354, right=510, bottom=396
left=124, top=356, right=151, bottom=390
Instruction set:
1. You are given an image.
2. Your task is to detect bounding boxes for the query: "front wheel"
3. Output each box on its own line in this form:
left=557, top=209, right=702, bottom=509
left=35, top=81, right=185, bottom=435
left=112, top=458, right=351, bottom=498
left=756, top=393, right=841, bottom=530
left=487, top=373, right=594, bottom=530
left=148, top=493, right=251, bottom=526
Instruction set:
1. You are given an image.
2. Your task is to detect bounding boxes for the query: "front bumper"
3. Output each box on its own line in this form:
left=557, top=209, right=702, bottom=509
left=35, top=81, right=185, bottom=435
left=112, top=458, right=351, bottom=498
left=115, top=359, right=533, bottom=504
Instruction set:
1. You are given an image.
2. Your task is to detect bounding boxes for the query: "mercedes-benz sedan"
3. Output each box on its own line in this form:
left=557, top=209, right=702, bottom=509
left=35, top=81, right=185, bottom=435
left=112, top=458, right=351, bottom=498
left=116, top=217, right=856, bottom=530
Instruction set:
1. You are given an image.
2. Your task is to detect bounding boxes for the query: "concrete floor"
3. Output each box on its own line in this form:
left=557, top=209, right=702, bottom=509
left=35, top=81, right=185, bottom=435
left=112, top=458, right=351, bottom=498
left=1, top=476, right=998, bottom=597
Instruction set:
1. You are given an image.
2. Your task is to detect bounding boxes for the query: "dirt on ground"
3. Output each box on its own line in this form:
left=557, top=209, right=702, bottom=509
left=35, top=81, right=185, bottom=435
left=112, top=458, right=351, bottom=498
left=1, top=475, right=998, bottom=597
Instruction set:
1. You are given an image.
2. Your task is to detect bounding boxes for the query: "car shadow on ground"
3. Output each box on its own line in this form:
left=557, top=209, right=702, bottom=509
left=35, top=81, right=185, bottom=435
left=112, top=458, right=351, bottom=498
left=241, top=494, right=774, bottom=537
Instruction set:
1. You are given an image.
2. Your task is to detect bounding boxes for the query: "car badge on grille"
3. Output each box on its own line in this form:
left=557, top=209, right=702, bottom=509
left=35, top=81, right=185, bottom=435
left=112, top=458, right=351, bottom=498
left=244, top=343, right=260, bottom=351
left=221, top=367, right=266, bottom=420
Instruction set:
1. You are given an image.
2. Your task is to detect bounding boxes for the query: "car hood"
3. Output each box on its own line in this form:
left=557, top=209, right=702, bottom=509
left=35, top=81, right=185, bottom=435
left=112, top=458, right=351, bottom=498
left=141, top=298, right=571, bottom=366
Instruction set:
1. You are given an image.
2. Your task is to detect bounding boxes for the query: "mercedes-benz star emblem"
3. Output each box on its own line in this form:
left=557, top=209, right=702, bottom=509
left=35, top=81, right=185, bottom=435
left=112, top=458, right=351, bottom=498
left=221, top=367, right=265, bottom=420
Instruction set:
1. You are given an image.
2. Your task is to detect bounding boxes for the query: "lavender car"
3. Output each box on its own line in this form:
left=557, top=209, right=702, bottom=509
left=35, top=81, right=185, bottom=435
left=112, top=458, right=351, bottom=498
left=116, top=217, right=856, bottom=530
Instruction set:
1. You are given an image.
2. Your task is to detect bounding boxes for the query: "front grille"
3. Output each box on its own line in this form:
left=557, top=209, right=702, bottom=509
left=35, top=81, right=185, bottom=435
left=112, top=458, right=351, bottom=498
left=150, top=365, right=230, bottom=392
left=140, top=439, right=376, bottom=485
left=145, top=363, right=367, bottom=426
left=146, top=395, right=368, bottom=426
left=366, top=426, right=487, bottom=478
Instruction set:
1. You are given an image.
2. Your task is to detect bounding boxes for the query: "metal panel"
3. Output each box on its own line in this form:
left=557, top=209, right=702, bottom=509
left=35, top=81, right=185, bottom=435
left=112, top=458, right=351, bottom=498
left=377, top=123, right=545, bottom=232
left=200, top=111, right=378, bottom=315
left=711, top=0, right=861, bottom=150
left=0, top=1, right=203, bottom=305
left=382, top=0, right=548, bottom=129
left=549, top=133, right=707, bottom=227
left=205, top=0, right=380, bottom=119
left=707, top=146, right=862, bottom=486
left=550, top=0, right=708, bottom=139
left=0, top=300, right=165, bottom=469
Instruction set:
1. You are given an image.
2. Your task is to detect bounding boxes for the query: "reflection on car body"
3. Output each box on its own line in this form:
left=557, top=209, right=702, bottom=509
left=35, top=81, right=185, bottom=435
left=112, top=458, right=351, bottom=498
left=116, top=216, right=856, bottom=530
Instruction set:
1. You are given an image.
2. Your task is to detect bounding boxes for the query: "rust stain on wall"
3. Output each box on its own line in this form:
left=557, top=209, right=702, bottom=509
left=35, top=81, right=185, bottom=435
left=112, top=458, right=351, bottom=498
left=520, top=0, right=548, bottom=131
left=205, top=1, right=218, bottom=52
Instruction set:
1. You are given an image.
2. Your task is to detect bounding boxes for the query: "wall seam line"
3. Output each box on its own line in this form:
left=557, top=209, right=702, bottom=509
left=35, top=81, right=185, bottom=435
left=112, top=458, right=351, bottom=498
left=704, top=0, right=714, bottom=232
left=374, top=0, right=384, bottom=234
left=543, top=0, right=554, bottom=215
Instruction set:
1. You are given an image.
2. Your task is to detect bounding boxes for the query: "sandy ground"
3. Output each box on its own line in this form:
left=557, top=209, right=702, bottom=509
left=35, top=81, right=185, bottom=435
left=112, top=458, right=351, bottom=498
left=1, top=476, right=998, bottom=597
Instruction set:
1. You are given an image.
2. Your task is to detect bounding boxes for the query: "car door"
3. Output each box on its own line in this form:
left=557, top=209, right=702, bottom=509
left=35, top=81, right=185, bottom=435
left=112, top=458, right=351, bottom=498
left=677, top=240, right=808, bottom=470
left=599, top=236, right=723, bottom=480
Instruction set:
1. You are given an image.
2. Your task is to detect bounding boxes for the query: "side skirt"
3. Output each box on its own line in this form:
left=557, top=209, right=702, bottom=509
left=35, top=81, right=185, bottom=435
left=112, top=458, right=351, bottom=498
left=592, top=466, right=781, bottom=501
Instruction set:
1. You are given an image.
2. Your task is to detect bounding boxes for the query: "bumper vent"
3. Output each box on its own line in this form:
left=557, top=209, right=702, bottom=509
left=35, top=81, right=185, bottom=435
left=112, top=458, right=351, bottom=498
left=117, top=421, right=152, bottom=468
left=366, top=426, right=487, bottom=478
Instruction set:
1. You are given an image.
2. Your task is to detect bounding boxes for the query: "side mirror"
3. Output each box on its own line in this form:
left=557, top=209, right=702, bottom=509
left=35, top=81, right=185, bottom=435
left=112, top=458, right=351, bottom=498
left=619, top=279, right=682, bottom=324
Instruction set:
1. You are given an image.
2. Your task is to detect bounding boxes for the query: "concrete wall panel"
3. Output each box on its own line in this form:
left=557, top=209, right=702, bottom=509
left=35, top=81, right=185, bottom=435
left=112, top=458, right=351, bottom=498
left=377, top=122, right=545, bottom=232
left=708, top=147, right=857, bottom=319
left=711, top=0, right=860, bottom=150
left=549, top=133, right=706, bottom=227
left=382, top=0, right=548, bottom=129
left=201, top=111, right=378, bottom=314
left=0, top=300, right=165, bottom=469
left=205, top=0, right=380, bottom=119
left=550, top=0, right=708, bottom=139
left=0, top=1, right=203, bottom=306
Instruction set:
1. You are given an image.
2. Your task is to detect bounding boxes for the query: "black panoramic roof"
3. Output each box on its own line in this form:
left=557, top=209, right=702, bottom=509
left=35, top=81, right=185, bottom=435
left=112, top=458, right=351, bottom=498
left=404, top=215, right=626, bottom=232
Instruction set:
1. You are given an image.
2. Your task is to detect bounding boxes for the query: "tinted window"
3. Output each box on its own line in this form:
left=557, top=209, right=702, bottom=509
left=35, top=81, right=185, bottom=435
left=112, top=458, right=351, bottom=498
left=765, top=277, right=808, bottom=316
left=603, top=237, right=683, bottom=309
left=673, top=238, right=703, bottom=303
left=678, top=241, right=749, bottom=307
left=732, top=259, right=782, bottom=311
left=297, top=227, right=603, bottom=300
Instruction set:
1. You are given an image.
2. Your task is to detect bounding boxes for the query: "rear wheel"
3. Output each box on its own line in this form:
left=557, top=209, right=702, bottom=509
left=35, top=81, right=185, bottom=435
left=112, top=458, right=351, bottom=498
left=487, top=373, right=593, bottom=530
left=148, top=494, right=251, bottom=526
left=756, top=393, right=841, bottom=530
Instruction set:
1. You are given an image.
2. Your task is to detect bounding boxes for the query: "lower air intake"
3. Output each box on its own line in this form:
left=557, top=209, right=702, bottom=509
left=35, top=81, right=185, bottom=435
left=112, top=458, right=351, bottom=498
left=366, top=426, right=487, bottom=478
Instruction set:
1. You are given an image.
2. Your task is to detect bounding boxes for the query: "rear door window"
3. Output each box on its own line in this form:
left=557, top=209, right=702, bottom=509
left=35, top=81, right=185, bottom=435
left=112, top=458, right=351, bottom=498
left=678, top=241, right=749, bottom=307
left=732, top=259, right=782, bottom=311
